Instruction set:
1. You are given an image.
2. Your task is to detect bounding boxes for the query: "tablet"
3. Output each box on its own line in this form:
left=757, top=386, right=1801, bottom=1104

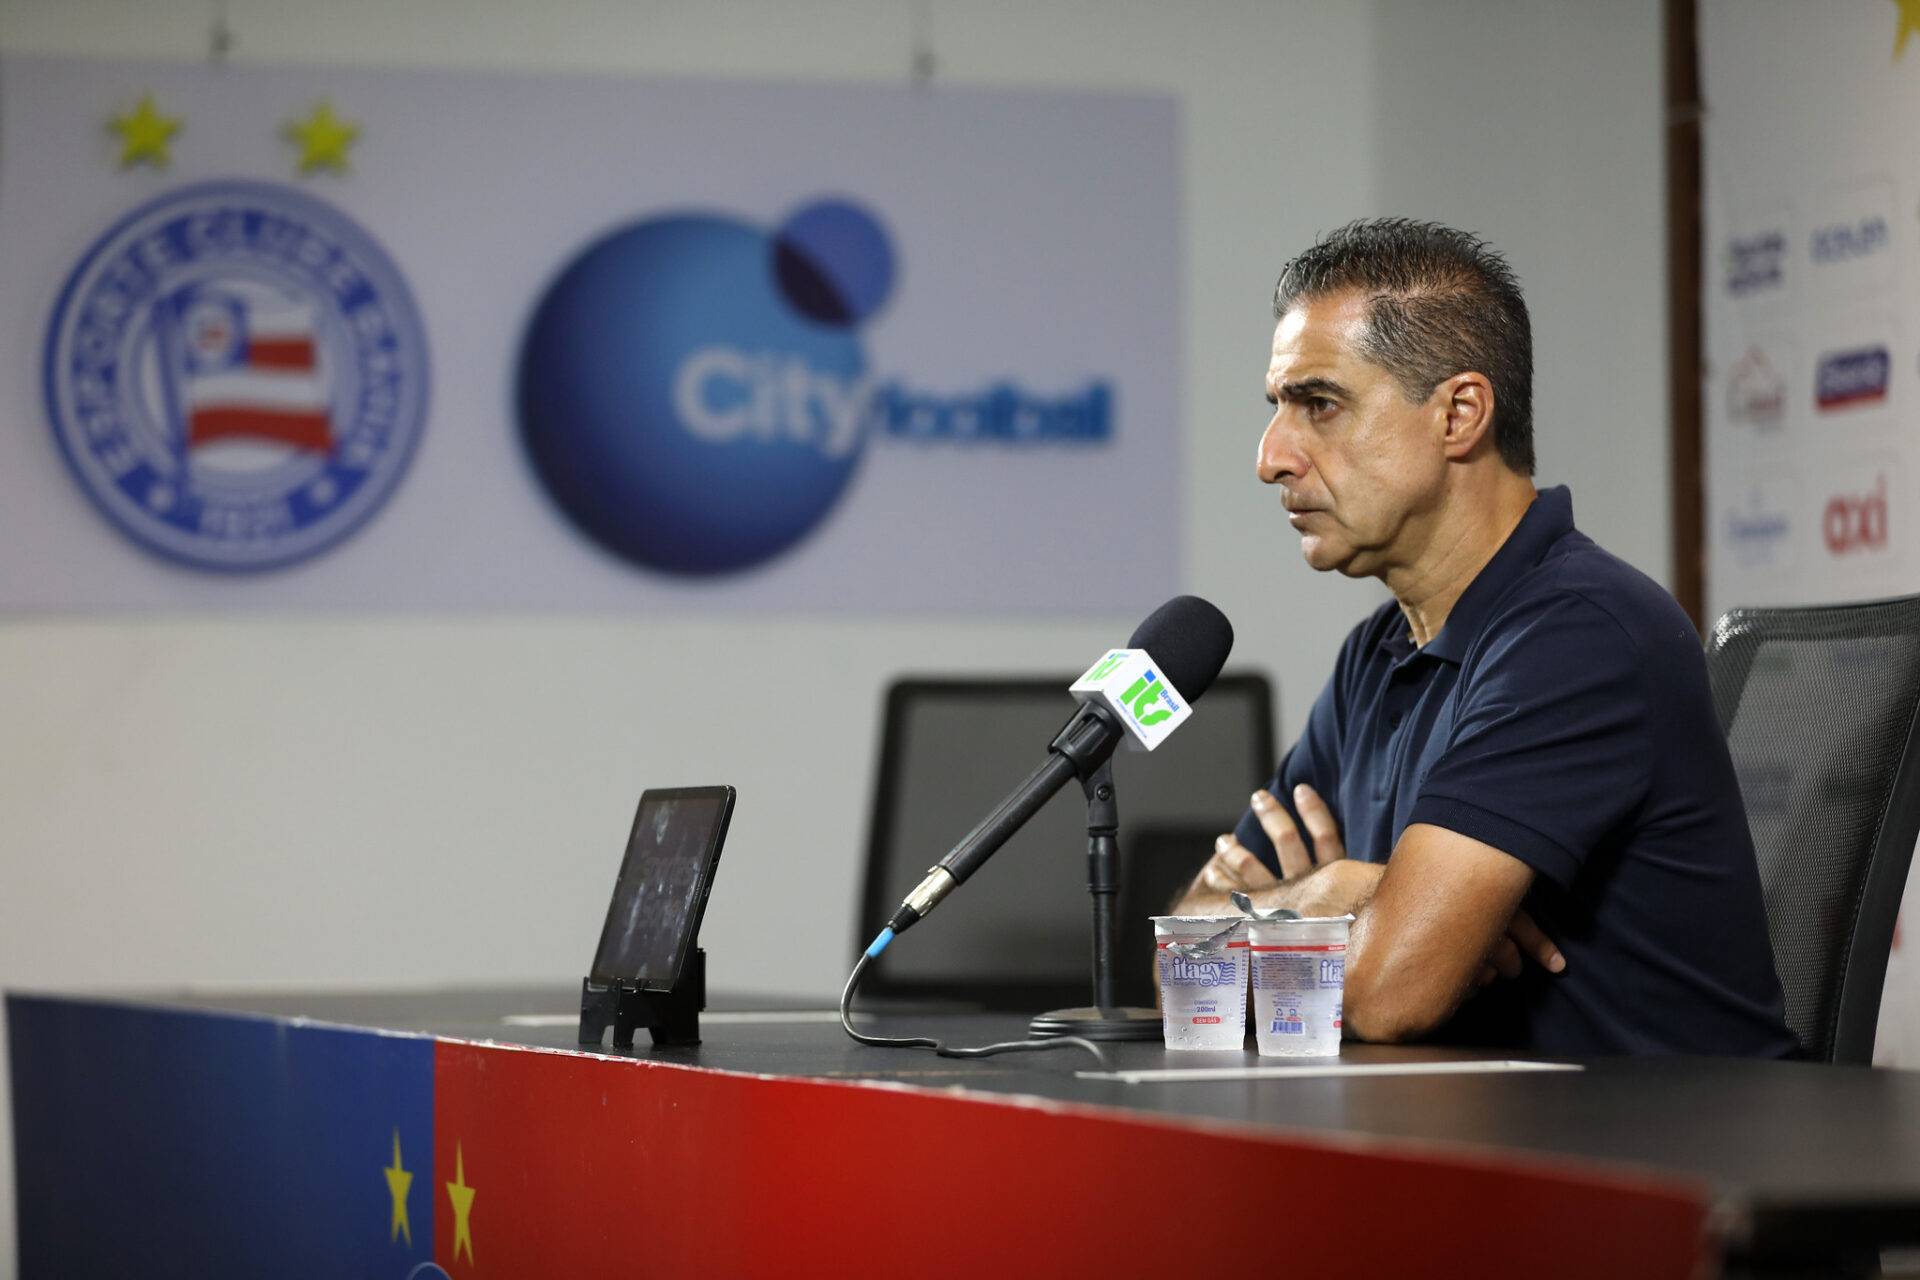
left=589, top=785, right=735, bottom=990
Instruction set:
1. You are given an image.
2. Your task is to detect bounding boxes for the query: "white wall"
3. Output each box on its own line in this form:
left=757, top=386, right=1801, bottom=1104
left=1367, top=4, right=1671, bottom=578
left=0, top=2, right=1665, bottom=1271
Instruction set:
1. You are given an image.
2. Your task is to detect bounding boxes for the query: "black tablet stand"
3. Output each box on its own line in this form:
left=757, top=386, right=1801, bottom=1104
left=1028, top=758, right=1161, bottom=1041
left=578, top=948, right=706, bottom=1048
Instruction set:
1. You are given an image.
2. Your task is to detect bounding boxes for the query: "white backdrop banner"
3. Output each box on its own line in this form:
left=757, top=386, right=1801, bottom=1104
left=0, top=56, right=1179, bottom=613
left=1701, top=0, right=1920, bottom=1066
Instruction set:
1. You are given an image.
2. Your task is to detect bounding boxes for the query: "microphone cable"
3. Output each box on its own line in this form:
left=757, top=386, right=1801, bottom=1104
left=839, top=928, right=1109, bottom=1066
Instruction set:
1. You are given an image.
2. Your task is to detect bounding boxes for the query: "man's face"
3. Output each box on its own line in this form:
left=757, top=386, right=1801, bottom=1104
left=1259, top=290, right=1448, bottom=578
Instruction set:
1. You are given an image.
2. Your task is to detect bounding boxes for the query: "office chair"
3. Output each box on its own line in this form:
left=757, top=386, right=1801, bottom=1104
left=854, top=672, right=1275, bottom=1010
left=1708, top=593, right=1920, bottom=1063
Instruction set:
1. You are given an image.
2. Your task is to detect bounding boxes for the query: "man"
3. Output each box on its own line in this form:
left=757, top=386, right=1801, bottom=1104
left=1173, top=218, right=1794, bottom=1057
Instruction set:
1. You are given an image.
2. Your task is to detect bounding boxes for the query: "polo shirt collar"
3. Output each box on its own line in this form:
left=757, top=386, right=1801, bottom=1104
left=1384, top=485, right=1575, bottom=666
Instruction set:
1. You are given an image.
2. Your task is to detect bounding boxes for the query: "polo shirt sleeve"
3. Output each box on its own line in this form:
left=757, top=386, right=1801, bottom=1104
left=1407, top=591, right=1652, bottom=889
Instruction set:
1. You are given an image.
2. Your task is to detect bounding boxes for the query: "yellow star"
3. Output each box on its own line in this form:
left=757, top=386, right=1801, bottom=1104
left=383, top=1129, right=414, bottom=1247
left=1895, top=0, right=1920, bottom=59
left=283, top=100, right=360, bottom=175
left=108, top=93, right=180, bottom=169
left=445, top=1142, right=476, bottom=1265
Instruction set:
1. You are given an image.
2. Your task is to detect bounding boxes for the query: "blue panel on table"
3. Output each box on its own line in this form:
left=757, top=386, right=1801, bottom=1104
left=7, top=994, right=436, bottom=1278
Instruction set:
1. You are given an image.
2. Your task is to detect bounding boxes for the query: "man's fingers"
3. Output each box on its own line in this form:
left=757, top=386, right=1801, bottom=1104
left=1249, top=791, right=1314, bottom=880
left=1507, top=909, right=1567, bottom=974
left=1491, top=936, right=1522, bottom=981
left=1214, top=834, right=1280, bottom=889
left=1475, top=964, right=1498, bottom=988
left=1198, top=835, right=1277, bottom=893
left=1291, top=784, right=1347, bottom=863
left=1197, top=849, right=1244, bottom=893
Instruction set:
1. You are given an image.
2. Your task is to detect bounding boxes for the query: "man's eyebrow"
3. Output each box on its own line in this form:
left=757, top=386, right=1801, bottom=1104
left=1271, top=377, right=1352, bottom=404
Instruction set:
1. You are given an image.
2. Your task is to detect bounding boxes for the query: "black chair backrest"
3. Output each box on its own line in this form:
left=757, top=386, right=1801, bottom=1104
left=1112, top=821, right=1233, bottom=1006
left=1708, top=594, right=1920, bottom=1063
left=855, top=672, right=1276, bottom=1009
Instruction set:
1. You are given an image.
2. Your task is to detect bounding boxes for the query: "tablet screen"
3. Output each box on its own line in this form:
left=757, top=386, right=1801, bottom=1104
left=589, top=786, right=733, bottom=988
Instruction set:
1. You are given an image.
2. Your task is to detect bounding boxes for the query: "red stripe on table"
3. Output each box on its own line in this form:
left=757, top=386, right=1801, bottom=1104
left=432, top=1033, right=1716, bottom=1278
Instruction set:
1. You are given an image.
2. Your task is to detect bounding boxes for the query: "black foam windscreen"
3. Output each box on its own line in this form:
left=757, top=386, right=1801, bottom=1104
left=1128, top=595, right=1234, bottom=702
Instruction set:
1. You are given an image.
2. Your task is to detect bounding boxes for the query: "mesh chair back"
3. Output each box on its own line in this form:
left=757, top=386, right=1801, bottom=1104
left=1707, top=594, right=1920, bottom=1063
left=855, top=673, right=1275, bottom=1009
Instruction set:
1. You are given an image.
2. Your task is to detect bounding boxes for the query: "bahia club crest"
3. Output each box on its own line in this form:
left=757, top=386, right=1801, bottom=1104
left=43, top=180, right=428, bottom=571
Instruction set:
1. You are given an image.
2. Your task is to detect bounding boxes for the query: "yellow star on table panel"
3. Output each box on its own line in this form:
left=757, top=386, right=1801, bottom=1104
left=383, top=1129, right=414, bottom=1246
left=445, top=1142, right=476, bottom=1264
left=1895, top=0, right=1920, bottom=59
left=284, top=100, right=359, bottom=174
left=108, top=93, right=180, bottom=169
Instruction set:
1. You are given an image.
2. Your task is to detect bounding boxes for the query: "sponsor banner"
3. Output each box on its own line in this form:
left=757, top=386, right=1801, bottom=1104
left=1817, top=454, right=1905, bottom=571
left=1722, top=218, right=1790, bottom=304
left=1808, top=313, right=1900, bottom=425
left=0, top=56, right=1179, bottom=612
left=1718, top=476, right=1797, bottom=574
left=1805, top=177, right=1895, bottom=300
left=42, top=180, right=429, bottom=572
left=1722, top=334, right=1795, bottom=438
left=1702, top=2, right=1920, bottom=1067
left=1813, top=342, right=1891, bottom=413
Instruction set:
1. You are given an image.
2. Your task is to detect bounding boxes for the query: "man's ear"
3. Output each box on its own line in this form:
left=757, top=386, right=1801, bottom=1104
left=1438, top=372, right=1496, bottom=461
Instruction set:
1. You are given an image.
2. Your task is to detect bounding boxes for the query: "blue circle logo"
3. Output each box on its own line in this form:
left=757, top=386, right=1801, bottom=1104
left=43, top=180, right=429, bottom=572
left=517, top=198, right=895, bottom=575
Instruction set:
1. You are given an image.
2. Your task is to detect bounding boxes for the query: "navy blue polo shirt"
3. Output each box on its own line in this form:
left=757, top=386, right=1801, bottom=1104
left=1234, top=486, right=1795, bottom=1057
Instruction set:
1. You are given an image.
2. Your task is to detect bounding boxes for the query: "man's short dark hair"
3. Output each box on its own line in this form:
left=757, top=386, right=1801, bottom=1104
left=1273, top=218, right=1534, bottom=475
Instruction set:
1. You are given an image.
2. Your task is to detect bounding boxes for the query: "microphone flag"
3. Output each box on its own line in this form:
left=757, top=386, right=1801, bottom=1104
left=1069, top=648, right=1193, bottom=750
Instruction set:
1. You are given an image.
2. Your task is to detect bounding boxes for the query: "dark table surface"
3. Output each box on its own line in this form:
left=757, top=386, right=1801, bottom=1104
left=80, top=984, right=1920, bottom=1258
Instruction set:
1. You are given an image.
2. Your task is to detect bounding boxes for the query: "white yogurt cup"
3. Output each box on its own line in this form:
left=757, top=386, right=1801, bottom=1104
left=1151, top=915, right=1248, bottom=1050
left=1248, top=914, right=1351, bottom=1057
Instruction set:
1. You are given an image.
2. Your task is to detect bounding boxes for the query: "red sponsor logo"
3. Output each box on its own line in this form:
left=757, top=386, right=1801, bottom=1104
left=1824, top=475, right=1888, bottom=555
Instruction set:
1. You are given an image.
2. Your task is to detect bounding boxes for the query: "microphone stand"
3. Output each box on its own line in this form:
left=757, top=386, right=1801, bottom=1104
left=1028, top=758, right=1161, bottom=1041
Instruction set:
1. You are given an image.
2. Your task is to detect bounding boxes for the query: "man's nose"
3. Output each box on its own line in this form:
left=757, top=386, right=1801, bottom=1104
left=1256, top=412, right=1307, bottom=486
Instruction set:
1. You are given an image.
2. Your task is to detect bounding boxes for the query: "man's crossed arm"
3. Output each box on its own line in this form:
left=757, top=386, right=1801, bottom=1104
left=1172, top=784, right=1565, bottom=1042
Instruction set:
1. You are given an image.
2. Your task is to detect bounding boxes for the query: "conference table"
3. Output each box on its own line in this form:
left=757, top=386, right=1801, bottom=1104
left=8, top=986, right=1919, bottom=1278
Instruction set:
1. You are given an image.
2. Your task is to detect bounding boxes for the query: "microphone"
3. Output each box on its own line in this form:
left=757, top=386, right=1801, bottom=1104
left=882, top=595, right=1234, bottom=939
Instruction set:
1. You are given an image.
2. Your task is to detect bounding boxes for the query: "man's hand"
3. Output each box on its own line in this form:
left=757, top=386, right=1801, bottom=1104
left=1172, top=784, right=1383, bottom=918
left=1254, top=782, right=1345, bottom=878
left=1174, top=785, right=1565, bottom=1005
left=1191, top=832, right=1280, bottom=898
left=1168, top=834, right=1272, bottom=915
left=1473, top=908, right=1567, bottom=987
